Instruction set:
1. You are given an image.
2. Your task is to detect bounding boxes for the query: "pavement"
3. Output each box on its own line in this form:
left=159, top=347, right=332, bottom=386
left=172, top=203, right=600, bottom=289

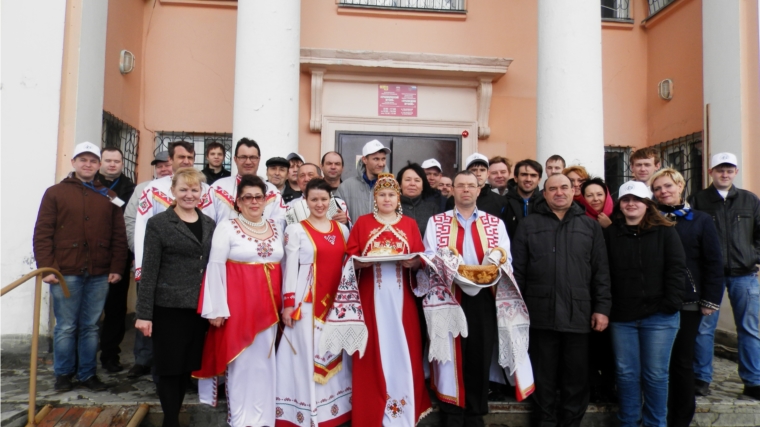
left=2, top=327, right=759, bottom=426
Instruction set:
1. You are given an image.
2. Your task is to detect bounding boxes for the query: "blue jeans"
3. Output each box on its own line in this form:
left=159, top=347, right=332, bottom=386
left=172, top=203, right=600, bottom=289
left=610, top=312, right=680, bottom=427
left=694, top=273, right=760, bottom=386
left=50, top=273, right=109, bottom=380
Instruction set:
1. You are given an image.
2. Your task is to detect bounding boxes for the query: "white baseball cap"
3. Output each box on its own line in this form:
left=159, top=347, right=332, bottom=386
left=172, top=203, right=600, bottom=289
left=465, top=153, right=489, bottom=169
left=72, top=141, right=101, bottom=160
left=710, top=152, right=738, bottom=169
left=286, top=152, right=305, bottom=163
left=421, top=159, right=442, bottom=171
left=618, top=180, right=652, bottom=200
left=362, top=140, right=391, bottom=157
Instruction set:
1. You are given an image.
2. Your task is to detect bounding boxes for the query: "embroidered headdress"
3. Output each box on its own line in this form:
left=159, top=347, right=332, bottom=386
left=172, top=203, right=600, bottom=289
left=373, top=173, right=401, bottom=196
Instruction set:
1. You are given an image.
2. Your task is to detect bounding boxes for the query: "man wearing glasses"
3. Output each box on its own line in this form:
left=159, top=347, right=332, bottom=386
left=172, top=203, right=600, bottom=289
left=210, top=138, right=287, bottom=229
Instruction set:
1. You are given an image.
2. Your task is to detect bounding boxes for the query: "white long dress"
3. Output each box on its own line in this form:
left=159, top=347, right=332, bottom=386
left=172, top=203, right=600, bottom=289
left=194, top=218, right=284, bottom=427
left=275, top=221, right=353, bottom=427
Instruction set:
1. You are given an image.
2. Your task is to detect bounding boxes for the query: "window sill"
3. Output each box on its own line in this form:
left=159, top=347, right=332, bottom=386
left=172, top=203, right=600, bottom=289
left=602, top=19, right=635, bottom=30
left=641, top=0, right=691, bottom=28
left=159, top=0, right=237, bottom=7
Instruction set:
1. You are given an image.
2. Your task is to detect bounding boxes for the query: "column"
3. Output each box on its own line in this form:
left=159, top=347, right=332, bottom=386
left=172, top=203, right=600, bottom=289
left=536, top=0, right=605, bottom=178
left=56, top=0, right=110, bottom=181
left=232, top=0, right=301, bottom=174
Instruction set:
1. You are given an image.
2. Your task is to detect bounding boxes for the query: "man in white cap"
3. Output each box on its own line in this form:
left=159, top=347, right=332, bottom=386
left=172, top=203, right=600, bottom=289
left=123, top=150, right=173, bottom=379
left=446, top=153, right=509, bottom=223
left=422, top=158, right=443, bottom=188
left=336, top=139, right=391, bottom=221
left=33, top=142, right=129, bottom=392
left=134, top=141, right=216, bottom=281
left=691, top=152, right=760, bottom=401
left=210, top=138, right=286, bottom=226
left=282, top=152, right=306, bottom=204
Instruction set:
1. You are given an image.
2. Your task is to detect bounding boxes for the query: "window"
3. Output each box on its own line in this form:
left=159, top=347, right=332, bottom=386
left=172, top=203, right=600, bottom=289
left=154, top=132, right=233, bottom=171
left=604, top=146, right=633, bottom=200
left=601, top=0, right=631, bottom=21
left=648, top=0, right=675, bottom=16
left=338, top=0, right=465, bottom=13
left=653, top=132, right=703, bottom=199
left=102, top=111, right=139, bottom=182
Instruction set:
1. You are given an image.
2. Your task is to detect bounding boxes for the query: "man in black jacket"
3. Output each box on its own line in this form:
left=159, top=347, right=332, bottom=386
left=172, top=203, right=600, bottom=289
left=691, top=152, right=760, bottom=400
left=512, top=174, right=611, bottom=426
left=446, top=153, right=509, bottom=223
left=503, top=159, right=544, bottom=240
left=96, top=147, right=136, bottom=374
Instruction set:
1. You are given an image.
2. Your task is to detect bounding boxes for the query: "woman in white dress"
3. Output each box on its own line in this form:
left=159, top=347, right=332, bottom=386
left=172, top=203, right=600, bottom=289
left=276, top=178, right=353, bottom=427
left=193, top=175, right=284, bottom=427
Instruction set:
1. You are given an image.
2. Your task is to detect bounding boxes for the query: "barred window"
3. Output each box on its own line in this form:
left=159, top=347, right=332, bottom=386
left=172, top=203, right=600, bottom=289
left=102, top=111, right=139, bottom=182
left=601, top=0, right=631, bottom=21
left=653, top=132, right=703, bottom=199
left=648, top=0, right=675, bottom=16
left=338, top=0, right=465, bottom=12
left=604, top=146, right=633, bottom=200
left=154, top=132, right=233, bottom=171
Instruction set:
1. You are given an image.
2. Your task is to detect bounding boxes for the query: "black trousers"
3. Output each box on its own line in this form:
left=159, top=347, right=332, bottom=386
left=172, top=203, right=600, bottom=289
left=438, top=289, right=496, bottom=427
left=668, top=310, right=702, bottom=427
left=99, top=262, right=131, bottom=364
left=529, top=329, right=589, bottom=427
left=588, top=328, right=615, bottom=398
left=157, top=373, right=190, bottom=427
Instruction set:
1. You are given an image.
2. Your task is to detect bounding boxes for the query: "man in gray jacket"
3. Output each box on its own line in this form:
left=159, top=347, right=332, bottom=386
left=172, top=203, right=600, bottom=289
left=335, top=139, right=391, bottom=221
left=511, top=173, right=611, bottom=427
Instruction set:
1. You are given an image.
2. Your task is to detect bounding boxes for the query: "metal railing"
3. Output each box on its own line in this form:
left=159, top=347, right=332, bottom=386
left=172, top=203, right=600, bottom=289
left=602, top=0, right=632, bottom=21
left=604, top=146, right=633, bottom=199
left=653, top=131, right=703, bottom=200
left=1, top=268, right=68, bottom=427
left=338, top=0, right=466, bottom=12
left=102, top=111, right=140, bottom=183
left=155, top=131, right=233, bottom=172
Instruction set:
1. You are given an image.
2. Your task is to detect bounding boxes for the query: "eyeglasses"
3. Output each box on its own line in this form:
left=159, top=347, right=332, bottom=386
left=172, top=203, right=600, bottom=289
left=239, top=194, right=265, bottom=204
left=236, top=155, right=260, bottom=162
left=454, top=184, right=478, bottom=190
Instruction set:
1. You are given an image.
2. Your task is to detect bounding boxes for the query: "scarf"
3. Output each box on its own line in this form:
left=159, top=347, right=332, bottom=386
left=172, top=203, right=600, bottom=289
left=659, top=202, right=693, bottom=220
left=576, top=187, right=614, bottom=220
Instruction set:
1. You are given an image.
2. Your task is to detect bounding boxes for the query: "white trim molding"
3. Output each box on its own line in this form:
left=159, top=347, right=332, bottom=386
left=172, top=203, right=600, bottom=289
left=302, top=48, right=511, bottom=139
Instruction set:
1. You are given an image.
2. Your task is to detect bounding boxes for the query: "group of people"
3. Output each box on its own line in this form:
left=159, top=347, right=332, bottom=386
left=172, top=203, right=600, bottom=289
left=32, top=137, right=759, bottom=427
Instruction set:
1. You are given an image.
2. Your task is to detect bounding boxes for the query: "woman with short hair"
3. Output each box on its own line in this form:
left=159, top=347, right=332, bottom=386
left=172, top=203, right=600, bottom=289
left=604, top=181, right=686, bottom=427
left=194, top=174, right=285, bottom=427
left=396, top=163, right=443, bottom=238
left=563, top=165, right=589, bottom=200
left=135, top=168, right=215, bottom=427
left=651, top=168, right=724, bottom=427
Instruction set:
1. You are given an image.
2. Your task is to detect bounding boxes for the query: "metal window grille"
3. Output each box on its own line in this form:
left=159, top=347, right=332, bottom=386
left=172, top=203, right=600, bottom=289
left=604, top=146, right=633, bottom=200
left=652, top=132, right=703, bottom=200
left=338, top=0, right=465, bottom=12
left=648, top=0, right=675, bottom=16
left=602, top=0, right=631, bottom=21
left=102, top=111, right=139, bottom=182
left=154, top=132, right=234, bottom=171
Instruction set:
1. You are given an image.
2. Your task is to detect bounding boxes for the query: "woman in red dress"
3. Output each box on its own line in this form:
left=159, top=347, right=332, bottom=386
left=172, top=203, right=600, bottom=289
left=341, top=173, right=432, bottom=426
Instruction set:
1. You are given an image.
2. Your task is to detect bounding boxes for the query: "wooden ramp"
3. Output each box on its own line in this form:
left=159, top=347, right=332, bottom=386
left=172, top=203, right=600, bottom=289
left=33, top=404, right=149, bottom=427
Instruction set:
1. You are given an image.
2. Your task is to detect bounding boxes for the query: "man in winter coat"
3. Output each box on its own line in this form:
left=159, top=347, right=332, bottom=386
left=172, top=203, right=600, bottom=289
left=511, top=173, right=611, bottom=426
left=95, top=147, right=136, bottom=374
left=336, top=139, right=390, bottom=221
left=446, top=153, right=509, bottom=223
left=33, top=142, right=129, bottom=392
left=691, top=152, right=760, bottom=400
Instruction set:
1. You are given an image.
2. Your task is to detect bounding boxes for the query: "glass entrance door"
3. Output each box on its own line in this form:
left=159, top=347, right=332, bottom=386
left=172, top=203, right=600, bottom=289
left=335, top=131, right=461, bottom=181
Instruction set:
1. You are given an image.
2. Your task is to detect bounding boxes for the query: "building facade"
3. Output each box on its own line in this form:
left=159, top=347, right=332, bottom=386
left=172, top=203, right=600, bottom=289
left=2, top=0, right=759, bottom=343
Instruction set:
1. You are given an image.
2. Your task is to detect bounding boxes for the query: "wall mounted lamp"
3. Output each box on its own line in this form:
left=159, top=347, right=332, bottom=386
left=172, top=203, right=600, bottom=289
left=658, top=78, right=673, bottom=100
left=120, top=50, right=135, bottom=74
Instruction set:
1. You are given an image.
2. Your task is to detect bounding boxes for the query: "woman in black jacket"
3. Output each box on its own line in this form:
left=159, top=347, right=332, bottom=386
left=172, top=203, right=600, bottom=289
left=604, top=181, right=686, bottom=427
left=396, top=163, right=444, bottom=237
left=135, top=168, right=215, bottom=427
left=651, top=169, right=724, bottom=427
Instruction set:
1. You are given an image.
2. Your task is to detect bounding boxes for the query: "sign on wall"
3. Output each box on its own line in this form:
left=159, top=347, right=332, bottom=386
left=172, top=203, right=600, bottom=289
left=378, top=84, right=417, bottom=117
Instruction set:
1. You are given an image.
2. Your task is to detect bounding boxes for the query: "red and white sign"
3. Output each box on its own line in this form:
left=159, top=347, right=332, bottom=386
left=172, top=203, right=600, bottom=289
left=378, top=84, right=417, bottom=117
